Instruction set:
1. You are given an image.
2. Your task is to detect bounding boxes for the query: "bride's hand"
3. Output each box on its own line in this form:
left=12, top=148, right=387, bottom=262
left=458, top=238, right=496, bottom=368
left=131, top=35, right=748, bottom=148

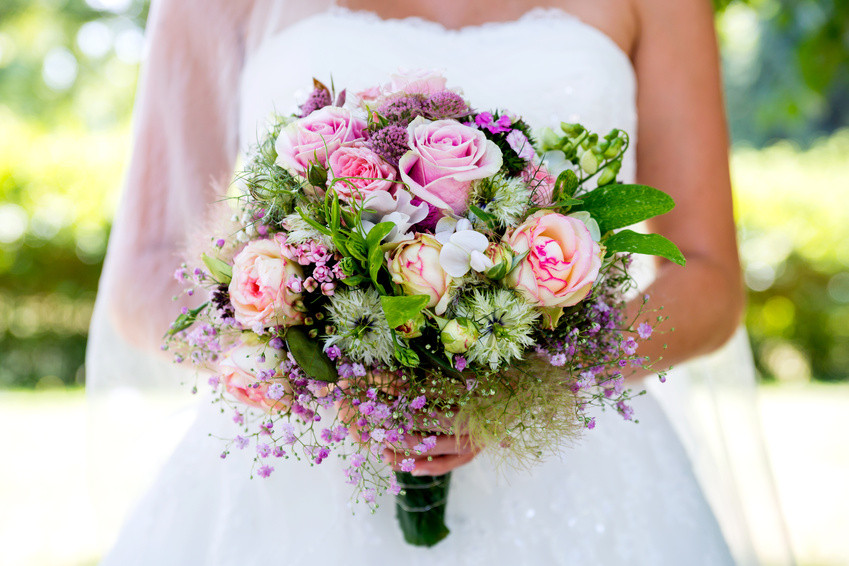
left=382, top=432, right=482, bottom=476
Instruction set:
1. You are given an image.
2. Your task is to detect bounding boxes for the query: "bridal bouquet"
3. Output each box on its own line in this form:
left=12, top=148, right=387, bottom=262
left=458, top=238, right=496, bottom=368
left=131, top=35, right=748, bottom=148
left=165, top=71, right=684, bottom=547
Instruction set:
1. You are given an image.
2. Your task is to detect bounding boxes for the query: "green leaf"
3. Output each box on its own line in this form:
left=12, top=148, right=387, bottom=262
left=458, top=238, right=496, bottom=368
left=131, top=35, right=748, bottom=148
left=296, top=207, right=332, bottom=236
left=201, top=254, right=232, bottom=284
left=506, top=250, right=529, bottom=276
left=285, top=326, right=339, bottom=383
left=368, top=243, right=385, bottom=285
left=468, top=204, right=497, bottom=223
left=166, top=302, right=209, bottom=336
left=553, top=196, right=584, bottom=208
left=603, top=230, right=686, bottom=266
left=341, top=274, right=369, bottom=286
left=553, top=169, right=579, bottom=200
left=380, top=294, right=430, bottom=328
left=346, top=234, right=368, bottom=262
left=573, top=184, right=675, bottom=233
left=366, top=221, right=395, bottom=250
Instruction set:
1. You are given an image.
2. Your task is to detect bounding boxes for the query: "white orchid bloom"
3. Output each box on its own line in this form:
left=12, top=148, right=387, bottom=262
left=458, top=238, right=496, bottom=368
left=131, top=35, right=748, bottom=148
left=360, top=189, right=429, bottom=244
left=435, top=218, right=493, bottom=277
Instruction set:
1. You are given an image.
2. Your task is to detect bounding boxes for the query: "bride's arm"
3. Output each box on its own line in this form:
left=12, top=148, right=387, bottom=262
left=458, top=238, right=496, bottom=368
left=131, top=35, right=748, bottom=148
left=103, top=0, right=252, bottom=352
left=627, top=0, right=744, bottom=372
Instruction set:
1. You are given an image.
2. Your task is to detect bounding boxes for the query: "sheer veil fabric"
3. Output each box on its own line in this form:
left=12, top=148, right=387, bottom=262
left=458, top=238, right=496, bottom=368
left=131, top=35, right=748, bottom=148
left=87, top=1, right=793, bottom=564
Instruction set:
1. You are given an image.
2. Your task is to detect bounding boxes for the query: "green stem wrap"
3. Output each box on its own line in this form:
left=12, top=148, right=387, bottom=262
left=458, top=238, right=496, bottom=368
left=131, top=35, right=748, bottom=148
left=394, top=471, right=452, bottom=547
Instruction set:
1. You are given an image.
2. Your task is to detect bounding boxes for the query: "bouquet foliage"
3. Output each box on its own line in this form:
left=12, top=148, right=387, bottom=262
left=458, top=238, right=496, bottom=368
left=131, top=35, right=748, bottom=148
left=166, top=71, right=683, bottom=546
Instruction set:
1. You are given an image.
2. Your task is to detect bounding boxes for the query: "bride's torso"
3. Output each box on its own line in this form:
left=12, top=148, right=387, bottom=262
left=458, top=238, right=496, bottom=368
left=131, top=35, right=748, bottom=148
left=238, top=5, right=638, bottom=186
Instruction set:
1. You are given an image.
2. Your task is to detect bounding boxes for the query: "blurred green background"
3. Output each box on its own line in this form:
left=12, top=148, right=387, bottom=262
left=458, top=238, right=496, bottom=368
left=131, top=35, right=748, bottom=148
left=1, top=0, right=847, bottom=389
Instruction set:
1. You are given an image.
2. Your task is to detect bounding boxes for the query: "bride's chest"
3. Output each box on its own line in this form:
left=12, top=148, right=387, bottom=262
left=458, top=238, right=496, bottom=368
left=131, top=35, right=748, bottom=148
left=238, top=9, right=636, bottom=152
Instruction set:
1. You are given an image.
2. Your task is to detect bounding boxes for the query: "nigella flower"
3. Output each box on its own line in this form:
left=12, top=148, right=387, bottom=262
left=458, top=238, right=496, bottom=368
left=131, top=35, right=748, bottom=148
left=454, top=288, right=539, bottom=369
left=469, top=174, right=531, bottom=228
left=325, top=287, right=394, bottom=366
left=367, top=124, right=409, bottom=167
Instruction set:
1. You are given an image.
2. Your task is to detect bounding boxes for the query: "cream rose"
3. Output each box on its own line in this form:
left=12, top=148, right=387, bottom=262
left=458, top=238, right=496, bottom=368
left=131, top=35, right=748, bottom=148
left=229, top=239, right=305, bottom=329
left=386, top=234, right=453, bottom=315
left=504, top=211, right=603, bottom=308
left=399, top=117, right=502, bottom=215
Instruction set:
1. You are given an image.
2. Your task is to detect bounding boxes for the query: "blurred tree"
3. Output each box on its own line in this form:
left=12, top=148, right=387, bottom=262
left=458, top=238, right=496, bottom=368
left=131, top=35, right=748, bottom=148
left=718, top=0, right=849, bottom=146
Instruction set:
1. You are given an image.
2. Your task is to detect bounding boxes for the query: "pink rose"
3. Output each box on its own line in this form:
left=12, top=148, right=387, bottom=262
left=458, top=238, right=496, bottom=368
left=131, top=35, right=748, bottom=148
left=386, top=234, right=453, bottom=315
left=229, top=239, right=305, bottom=329
left=399, top=117, right=502, bottom=214
left=388, top=69, right=448, bottom=96
left=220, top=341, right=290, bottom=412
left=327, top=144, right=397, bottom=203
left=522, top=163, right=557, bottom=206
left=504, top=211, right=603, bottom=308
left=275, top=106, right=367, bottom=175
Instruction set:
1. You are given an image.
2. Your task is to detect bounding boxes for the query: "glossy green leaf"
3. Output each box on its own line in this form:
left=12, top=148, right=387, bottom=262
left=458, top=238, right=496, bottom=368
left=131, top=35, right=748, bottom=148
left=201, top=254, right=232, bottom=284
left=366, top=222, right=395, bottom=250
left=380, top=294, right=430, bottom=328
left=166, top=302, right=209, bottom=336
left=574, top=184, right=675, bottom=233
left=285, top=326, right=338, bottom=383
left=603, top=229, right=686, bottom=266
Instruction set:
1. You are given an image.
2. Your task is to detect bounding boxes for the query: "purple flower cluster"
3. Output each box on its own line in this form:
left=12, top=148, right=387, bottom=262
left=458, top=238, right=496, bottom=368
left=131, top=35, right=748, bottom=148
left=423, top=90, right=468, bottom=119
left=367, top=124, right=409, bottom=167
left=377, top=95, right=425, bottom=123
left=299, top=85, right=331, bottom=117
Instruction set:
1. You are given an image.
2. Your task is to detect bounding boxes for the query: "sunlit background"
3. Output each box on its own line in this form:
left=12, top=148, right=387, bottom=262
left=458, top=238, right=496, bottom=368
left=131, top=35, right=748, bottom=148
left=1, top=0, right=847, bottom=564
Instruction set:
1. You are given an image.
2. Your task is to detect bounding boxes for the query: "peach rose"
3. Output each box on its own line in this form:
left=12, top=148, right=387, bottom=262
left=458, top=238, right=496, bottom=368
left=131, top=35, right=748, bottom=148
left=504, top=211, right=603, bottom=308
left=220, top=340, right=290, bottom=412
left=399, top=117, right=502, bottom=215
left=327, top=144, right=397, bottom=203
left=275, top=106, right=367, bottom=175
left=229, top=239, right=305, bottom=329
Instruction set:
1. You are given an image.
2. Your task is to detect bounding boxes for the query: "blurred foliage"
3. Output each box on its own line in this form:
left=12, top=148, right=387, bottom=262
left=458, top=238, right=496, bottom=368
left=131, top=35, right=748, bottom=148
left=0, top=0, right=847, bottom=387
left=0, top=110, right=125, bottom=388
left=733, top=132, right=849, bottom=382
left=718, top=0, right=849, bottom=146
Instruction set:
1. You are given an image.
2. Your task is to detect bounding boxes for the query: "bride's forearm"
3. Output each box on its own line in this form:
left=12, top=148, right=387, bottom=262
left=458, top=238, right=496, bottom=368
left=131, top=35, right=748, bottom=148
left=623, top=254, right=745, bottom=380
left=105, top=244, right=204, bottom=356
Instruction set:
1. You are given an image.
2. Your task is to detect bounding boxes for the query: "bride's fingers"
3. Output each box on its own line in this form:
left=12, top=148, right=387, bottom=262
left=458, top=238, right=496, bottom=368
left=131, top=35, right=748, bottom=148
left=407, top=452, right=479, bottom=476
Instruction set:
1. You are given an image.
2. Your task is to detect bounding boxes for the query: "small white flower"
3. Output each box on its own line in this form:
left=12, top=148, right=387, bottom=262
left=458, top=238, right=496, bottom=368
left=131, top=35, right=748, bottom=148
left=434, top=218, right=493, bottom=277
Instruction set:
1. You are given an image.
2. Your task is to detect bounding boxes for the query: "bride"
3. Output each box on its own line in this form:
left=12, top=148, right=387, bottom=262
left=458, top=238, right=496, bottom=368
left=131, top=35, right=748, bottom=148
left=87, top=0, right=789, bottom=564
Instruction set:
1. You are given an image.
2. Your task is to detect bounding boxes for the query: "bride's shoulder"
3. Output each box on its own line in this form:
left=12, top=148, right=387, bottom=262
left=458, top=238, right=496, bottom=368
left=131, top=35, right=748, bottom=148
left=546, top=0, right=638, bottom=57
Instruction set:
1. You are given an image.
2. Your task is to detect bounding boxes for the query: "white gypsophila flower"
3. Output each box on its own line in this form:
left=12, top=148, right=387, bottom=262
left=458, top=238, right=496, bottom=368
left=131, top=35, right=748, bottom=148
left=360, top=189, right=429, bottom=244
left=469, top=174, right=532, bottom=228
left=434, top=218, right=493, bottom=277
left=454, top=288, right=539, bottom=370
left=281, top=213, right=335, bottom=250
left=325, top=287, right=394, bottom=366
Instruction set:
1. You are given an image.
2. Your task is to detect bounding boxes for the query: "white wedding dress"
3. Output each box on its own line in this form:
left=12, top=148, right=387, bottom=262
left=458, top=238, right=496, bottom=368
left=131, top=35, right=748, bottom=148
left=89, top=3, right=792, bottom=565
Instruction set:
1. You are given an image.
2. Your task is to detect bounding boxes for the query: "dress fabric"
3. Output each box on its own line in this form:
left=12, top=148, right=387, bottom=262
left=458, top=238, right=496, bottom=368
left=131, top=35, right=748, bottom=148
left=96, top=7, right=745, bottom=565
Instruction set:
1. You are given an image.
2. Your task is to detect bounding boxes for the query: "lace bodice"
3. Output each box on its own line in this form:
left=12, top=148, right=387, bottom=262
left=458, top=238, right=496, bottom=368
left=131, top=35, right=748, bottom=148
left=239, top=7, right=637, bottom=185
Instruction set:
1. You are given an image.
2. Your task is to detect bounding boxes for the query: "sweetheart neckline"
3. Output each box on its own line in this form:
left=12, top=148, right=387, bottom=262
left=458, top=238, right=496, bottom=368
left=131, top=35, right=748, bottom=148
left=247, top=5, right=635, bottom=77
